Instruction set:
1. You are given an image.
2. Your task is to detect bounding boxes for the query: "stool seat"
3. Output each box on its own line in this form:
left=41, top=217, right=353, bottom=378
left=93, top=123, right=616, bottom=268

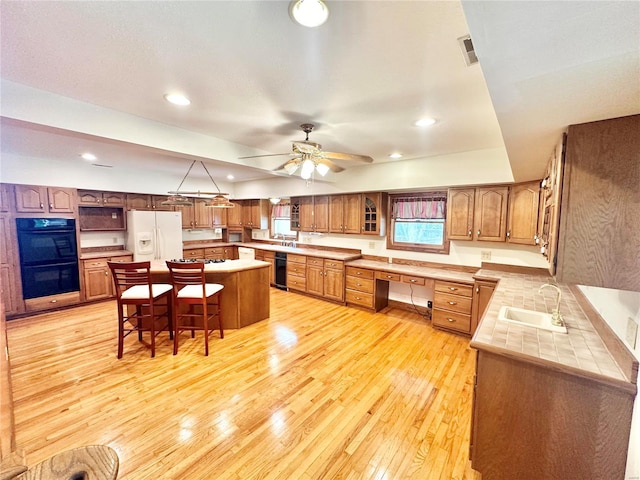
left=177, top=283, right=224, bottom=299
left=121, top=283, right=173, bottom=300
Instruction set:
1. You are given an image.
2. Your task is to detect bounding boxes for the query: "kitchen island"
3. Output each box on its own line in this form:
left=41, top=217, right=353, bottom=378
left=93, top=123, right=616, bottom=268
left=149, top=259, right=270, bottom=330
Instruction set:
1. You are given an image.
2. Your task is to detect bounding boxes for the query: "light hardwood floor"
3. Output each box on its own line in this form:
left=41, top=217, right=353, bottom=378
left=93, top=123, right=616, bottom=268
left=6, top=289, right=481, bottom=480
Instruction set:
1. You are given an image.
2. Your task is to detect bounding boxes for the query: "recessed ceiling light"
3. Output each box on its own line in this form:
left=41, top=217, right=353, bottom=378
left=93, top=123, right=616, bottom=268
left=164, top=93, right=191, bottom=106
left=415, top=118, right=436, bottom=127
left=289, top=0, right=329, bottom=27
left=226, top=174, right=235, bottom=180
left=81, top=153, right=97, bottom=161
left=389, top=153, right=403, bottom=159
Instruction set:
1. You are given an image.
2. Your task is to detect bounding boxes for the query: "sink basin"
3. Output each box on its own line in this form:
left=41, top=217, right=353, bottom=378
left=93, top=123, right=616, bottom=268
left=497, top=306, right=567, bottom=333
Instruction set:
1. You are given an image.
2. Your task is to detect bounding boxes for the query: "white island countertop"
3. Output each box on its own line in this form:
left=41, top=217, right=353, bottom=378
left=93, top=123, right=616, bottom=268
left=149, top=258, right=269, bottom=273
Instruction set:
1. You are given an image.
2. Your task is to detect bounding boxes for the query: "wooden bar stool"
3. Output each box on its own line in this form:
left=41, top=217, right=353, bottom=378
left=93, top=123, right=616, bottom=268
left=166, top=261, right=224, bottom=356
left=108, top=261, right=173, bottom=358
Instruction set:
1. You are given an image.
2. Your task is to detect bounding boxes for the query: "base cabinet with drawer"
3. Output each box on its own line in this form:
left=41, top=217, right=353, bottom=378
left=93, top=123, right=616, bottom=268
left=432, top=280, right=473, bottom=334
left=287, top=254, right=307, bottom=292
left=306, top=258, right=345, bottom=302
left=345, top=267, right=389, bottom=311
left=82, top=255, right=134, bottom=301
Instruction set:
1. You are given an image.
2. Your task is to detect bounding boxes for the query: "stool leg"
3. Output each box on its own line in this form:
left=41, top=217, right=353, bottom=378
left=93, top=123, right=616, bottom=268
left=117, top=303, right=124, bottom=359
left=218, top=294, right=224, bottom=339
left=173, top=297, right=180, bottom=355
left=149, top=301, right=155, bottom=358
left=203, top=300, right=209, bottom=356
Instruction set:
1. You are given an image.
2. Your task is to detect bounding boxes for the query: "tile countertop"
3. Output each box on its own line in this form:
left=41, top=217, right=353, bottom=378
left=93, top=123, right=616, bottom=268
left=345, top=259, right=477, bottom=284
left=80, top=250, right=133, bottom=260
left=472, top=269, right=636, bottom=391
left=239, top=242, right=362, bottom=262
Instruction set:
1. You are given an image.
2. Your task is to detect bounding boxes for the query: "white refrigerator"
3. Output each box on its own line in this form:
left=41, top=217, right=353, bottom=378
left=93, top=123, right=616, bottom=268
left=126, top=210, right=183, bottom=261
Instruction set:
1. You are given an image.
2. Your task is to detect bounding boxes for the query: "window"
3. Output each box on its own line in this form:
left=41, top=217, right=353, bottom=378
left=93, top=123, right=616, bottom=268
left=387, top=192, right=449, bottom=254
left=271, top=203, right=296, bottom=238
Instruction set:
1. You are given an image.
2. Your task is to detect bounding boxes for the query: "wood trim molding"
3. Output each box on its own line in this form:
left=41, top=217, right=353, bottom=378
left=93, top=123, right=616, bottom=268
left=393, top=258, right=477, bottom=274
left=480, top=262, right=549, bottom=276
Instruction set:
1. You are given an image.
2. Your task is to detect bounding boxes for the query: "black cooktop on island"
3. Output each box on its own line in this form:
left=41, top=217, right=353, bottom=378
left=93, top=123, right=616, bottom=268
left=170, top=258, right=226, bottom=264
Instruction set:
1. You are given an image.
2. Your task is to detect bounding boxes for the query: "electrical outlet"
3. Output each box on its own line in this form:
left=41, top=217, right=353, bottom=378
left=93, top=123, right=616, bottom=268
left=111, top=212, right=117, bottom=219
left=481, top=250, right=492, bottom=260
left=112, top=237, right=118, bottom=244
left=626, top=317, right=638, bottom=349
left=368, top=242, right=375, bottom=249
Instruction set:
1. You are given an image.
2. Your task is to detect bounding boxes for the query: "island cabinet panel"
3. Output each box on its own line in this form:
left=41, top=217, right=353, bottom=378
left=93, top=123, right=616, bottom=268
left=471, top=350, right=634, bottom=480
left=15, top=185, right=75, bottom=214
left=507, top=181, right=541, bottom=245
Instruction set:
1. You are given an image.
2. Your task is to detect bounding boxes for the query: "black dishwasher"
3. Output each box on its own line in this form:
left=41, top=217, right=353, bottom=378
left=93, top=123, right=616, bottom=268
left=274, top=252, right=287, bottom=290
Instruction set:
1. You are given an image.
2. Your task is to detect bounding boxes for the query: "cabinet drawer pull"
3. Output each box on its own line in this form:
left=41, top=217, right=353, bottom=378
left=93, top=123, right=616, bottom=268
left=356, top=272, right=362, bottom=275
left=449, top=301, right=456, bottom=305
left=50, top=299, right=57, bottom=304
left=356, top=283, right=362, bottom=287
left=356, top=296, right=361, bottom=300
left=49, top=203, right=53, bottom=208
left=105, top=272, right=109, bottom=276
left=447, top=318, right=455, bottom=323
left=386, top=275, right=392, bottom=279
left=40, top=203, right=44, bottom=208
left=410, top=279, right=417, bottom=283
left=468, top=230, right=472, bottom=236
left=449, top=287, right=457, bottom=291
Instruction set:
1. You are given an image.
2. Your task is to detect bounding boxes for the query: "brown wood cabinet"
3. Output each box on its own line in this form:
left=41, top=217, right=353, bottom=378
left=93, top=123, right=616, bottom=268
left=226, top=201, right=244, bottom=228
left=81, top=255, right=133, bottom=301
left=78, top=190, right=125, bottom=207
left=0, top=214, right=22, bottom=316
left=299, top=196, right=329, bottom=233
left=14, top=185, right=75, bottom=214
left=506, top=181, right=541, bottom=245
left=470, top=349, right=634, bottom=480
left=470, top=279, right=496, bottom=335
left=555, top=114, right=640, bottom=291
left=447, top=186, right=509, bottom=242
left=175, top=198, right=212, bottom=229
left=126, top=193, right=173, bottom=211
left=432, top=280, right=473, bottom=334
left=305, top=257, right=344, bottom=302
left=254, top=249, right=275, bottom=284
left=210, top=206, right=227, bottom=227
left=345, top=266, right=389, bottom=311
left=361, top=192, right=386, bottom=236
left=241, top=199, right=269, bottom=229
left=0, top=184, right=11, bottom=213
left=329, top=194, right=361, bottom=234
left=286, top=254, right=307, bottom=292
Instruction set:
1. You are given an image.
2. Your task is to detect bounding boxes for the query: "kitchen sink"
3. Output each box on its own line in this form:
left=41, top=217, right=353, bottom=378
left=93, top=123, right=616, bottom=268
left=497, top=306, right=567, bottom=333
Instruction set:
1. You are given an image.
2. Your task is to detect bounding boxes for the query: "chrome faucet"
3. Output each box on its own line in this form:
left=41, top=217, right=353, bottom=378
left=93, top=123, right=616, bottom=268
left=538, top=283, right=564, bottom=327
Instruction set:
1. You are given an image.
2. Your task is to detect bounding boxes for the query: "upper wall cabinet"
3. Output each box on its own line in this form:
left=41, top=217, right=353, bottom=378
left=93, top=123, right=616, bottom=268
left=555, top=114, right=640, bottom=291
left=329, top=194, right=361, bottom=234
left=447, top=186, right=508, bottom=242
left=242, top=199, right=270, bottom=229
left=78, top=190, right=125, bottom=207
left=506, top=181, right=541, bottom=246
left=14, top=185, right=75, bottom=214
left=361, top=192, right=387, bottom=236
left=299, top=196, right=328, bottom=233
left=226, top=201, right=244, bottom=228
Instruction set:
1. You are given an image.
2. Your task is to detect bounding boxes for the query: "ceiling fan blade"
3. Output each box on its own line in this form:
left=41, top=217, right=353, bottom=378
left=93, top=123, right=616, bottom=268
left=317, top=158, right=344, bottom=173
left=273, top=158, right=301, bottom=172
left=292, top=141, right=321, bottom=155
left=323, top=151, right=374, bottom=163
left=238, top=152, right=291, bottom=159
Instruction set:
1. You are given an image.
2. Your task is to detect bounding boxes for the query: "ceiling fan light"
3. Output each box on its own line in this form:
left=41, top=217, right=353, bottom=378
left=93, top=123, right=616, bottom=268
left=270, top=197, right=281, bottom=205
left=315, top=162, right=330, bottom=176
left=290, top=0, right=329, bottom=28
left=300, top=158, right=315, bottom=180
left=283, top=161, right=300, bottom=175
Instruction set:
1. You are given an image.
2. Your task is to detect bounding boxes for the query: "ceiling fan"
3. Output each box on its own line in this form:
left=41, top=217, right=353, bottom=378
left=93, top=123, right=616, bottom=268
left=239, top=123, right=373, bottom=179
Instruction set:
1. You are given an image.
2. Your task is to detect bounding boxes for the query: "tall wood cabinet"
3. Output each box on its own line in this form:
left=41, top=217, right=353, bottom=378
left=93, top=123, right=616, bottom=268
left=242, top=199, right=269, bottom=229
left=555, top=114, right=640, bottom=291
left=226, top=201, right=244, bottom=228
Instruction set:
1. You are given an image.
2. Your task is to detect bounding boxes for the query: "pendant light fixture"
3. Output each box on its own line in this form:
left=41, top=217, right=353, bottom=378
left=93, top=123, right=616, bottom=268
left=162, top=160, right=234, bottom=208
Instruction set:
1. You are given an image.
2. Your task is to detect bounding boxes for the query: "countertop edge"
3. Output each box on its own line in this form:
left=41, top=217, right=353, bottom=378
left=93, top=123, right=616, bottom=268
left=470, top=340, right=637, bottom=395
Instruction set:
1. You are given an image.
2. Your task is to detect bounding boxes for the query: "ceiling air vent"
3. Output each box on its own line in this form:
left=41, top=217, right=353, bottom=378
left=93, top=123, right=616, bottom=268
left=458, top=35, right=478, bottom=66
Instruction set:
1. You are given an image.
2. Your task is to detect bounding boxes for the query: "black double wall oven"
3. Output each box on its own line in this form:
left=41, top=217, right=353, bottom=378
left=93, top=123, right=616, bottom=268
left=16, top=218, right=80, bottom=299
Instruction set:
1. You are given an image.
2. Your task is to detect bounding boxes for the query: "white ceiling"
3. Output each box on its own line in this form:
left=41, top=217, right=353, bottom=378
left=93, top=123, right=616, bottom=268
left=1, top=1, right=638, bottom=187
